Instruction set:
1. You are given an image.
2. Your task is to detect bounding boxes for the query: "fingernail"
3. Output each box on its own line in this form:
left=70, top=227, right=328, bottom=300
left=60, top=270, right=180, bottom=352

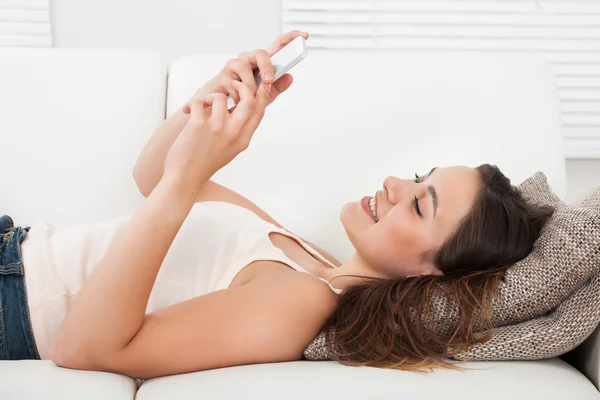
left=264, top=73, right=274, bottom=82
left=265, top=84, right=272, bottom=93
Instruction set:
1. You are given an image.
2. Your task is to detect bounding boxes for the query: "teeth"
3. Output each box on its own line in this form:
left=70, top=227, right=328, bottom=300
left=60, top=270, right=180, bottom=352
left=369, top=197, right=379, bottom=222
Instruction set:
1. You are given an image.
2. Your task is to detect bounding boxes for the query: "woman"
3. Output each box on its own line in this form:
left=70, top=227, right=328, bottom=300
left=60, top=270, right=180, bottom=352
left=0, top=31, right=553, bottom=379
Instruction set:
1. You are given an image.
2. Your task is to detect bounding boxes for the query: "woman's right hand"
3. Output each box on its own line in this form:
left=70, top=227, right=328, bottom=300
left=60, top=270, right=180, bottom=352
left=188, top=30, right=309, bottom=110
left=164, top=80, right=270, bottom=192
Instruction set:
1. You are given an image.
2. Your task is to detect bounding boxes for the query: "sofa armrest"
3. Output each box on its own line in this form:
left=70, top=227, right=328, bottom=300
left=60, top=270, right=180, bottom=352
left=567, top=325, right=600, bottom=391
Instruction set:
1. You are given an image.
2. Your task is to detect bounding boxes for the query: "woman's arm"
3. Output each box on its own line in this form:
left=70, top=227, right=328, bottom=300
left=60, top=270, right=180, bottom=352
left=133, top=31, right=307, bottom=197
left=52, top=176, right=202, bottom=362
left=53, top=80, right=269, bottom=365
left=133, top=105, right=192, bottom=196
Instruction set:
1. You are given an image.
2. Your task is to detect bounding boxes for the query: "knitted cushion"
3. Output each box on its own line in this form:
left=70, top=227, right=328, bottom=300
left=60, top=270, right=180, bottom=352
left=454, top=182, right=600, bottom=360
left=577, top=186, right=600, bottom=213
left=303, top=172, right=600, bottom=362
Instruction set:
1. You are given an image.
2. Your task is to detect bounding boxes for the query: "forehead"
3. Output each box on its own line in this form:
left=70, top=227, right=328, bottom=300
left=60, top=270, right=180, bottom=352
left=427, top=166, right=480, bottom=242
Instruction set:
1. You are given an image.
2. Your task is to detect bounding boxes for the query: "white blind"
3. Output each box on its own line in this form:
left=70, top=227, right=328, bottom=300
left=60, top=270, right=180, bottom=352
left=282, top=0, right=600, bottom=159
left=0, top=0, right=51, bottom=47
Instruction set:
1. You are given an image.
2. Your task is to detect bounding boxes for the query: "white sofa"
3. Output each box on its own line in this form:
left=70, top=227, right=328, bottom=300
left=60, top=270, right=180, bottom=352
left=0, top=48, right=598, bottom=400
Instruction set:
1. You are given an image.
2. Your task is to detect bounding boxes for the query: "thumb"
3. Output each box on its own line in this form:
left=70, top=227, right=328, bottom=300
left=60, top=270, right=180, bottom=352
left=256, top=81, right=271, bottom=110
left=268, top=74, right=293, bottom=104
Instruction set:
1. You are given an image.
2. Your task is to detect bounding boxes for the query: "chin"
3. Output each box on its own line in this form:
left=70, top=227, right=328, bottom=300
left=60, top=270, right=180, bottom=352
left=339, top=202, right=354, bottom=224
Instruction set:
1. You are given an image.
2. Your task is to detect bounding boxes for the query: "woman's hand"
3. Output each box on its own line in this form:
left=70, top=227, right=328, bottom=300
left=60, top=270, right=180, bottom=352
left=190, top=30, right=309, bottom=108
left=163, top=80, right=269, bottom=191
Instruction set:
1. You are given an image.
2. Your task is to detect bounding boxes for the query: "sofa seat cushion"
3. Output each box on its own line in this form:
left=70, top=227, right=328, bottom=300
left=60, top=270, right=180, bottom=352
left=135, top=359, right=599, bottom=400
left=0, top=360, right=138, bottom=399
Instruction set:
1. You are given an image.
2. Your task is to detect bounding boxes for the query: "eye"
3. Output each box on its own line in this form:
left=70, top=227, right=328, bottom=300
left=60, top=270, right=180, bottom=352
left=413, top=195, right=423, bottom=217
left=414, top=172, right=420, bottom=183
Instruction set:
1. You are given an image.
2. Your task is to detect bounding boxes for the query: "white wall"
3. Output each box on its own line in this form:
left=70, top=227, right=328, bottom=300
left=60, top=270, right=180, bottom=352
left=51, top=0, right=281, bottom=62
left=566, top=159, right=600, bottom=203
left=50, top=0, right=599, bottom=201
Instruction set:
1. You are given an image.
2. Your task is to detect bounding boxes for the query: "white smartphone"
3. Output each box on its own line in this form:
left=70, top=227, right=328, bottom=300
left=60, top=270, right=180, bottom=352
left=227, top=35, right=308, bottom=110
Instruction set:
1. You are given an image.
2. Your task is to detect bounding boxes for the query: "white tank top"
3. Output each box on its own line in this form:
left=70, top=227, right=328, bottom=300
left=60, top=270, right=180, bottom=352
left=20, top=201, right=342, bottom=360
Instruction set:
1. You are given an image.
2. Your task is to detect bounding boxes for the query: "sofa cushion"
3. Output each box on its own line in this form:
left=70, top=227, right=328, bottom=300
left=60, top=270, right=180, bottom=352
left=135, top=359, right=600, bottom=400
left=0, top=360, right=137, bottom=400
left=456, top=179, right=600, bottom=360
left=577, top=186, right=600, bottom=213
left=304, top=172, right=600, bottom=362
left=0, top=48, right=167, bottom=228
left=566, top=187, right=600, bottom=390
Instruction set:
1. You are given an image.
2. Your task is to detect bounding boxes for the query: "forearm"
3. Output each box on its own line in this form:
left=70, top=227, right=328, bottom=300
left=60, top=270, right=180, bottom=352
left=52, top=174, right=206, bottom=362
left=133, top=105, right=192, bottom=196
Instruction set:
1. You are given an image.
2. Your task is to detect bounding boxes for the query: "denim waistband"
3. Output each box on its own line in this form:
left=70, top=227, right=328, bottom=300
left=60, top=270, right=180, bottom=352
left=0, top=214, right=40, bottom=360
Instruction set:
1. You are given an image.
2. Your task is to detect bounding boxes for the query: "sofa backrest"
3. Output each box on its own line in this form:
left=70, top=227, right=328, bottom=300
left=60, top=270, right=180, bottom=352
left=0, top=49, right=167, bottom=227
left=167, top=52, right=566, bottom=262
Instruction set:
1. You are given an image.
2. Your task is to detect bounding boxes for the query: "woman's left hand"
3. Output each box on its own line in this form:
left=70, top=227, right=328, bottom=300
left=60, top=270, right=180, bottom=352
left=188, top=30, right=309, bottom=109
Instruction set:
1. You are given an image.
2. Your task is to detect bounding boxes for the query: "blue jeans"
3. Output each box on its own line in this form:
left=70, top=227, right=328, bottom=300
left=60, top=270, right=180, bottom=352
left=0, top=215, right=40, bottom=360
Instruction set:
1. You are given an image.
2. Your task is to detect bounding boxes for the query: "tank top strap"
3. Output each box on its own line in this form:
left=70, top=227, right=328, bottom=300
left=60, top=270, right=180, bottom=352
left=265, top=227, right=343, bottom=295
left=267, top=226, right=339, bottom=270
left=264, top=252, right=344, bottom=295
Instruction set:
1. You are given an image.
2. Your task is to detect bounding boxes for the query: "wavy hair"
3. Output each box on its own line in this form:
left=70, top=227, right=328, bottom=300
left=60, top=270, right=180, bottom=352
left=320, top=164, right=555, bottom=371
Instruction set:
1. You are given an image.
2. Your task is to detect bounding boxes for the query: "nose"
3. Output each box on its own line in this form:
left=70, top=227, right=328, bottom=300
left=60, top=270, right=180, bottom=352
left=383, top=176, right=413, bottom=204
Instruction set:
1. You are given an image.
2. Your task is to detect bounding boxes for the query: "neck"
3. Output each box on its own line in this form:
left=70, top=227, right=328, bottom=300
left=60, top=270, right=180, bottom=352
left=319, top=252, right=386, bottom=291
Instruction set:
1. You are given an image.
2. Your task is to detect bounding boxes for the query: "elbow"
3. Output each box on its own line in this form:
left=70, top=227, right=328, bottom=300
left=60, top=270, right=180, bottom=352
left=132, top=165, right=151, bottom=198
left=52, top=343, right=129, bottom=377
left=50, top=338, right=96, bottom=370
left=50, top=335, right=81, bottom=368
left=50, top=342, right=80, bottom=369
left=51, top=343, right=107, bottom=372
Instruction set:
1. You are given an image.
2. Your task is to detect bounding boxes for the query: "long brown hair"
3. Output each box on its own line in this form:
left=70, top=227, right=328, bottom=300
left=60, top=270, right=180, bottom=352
left=321, top=164, right=555, bottom=371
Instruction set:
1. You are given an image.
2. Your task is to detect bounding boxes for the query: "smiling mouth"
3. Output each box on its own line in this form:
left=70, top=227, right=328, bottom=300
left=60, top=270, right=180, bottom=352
left=369, top=196, right=379, bottom=223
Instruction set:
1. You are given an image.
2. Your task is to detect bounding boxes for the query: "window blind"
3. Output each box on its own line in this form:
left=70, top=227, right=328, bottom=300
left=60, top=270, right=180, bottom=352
left=0, top=0, right=51, bottom=47
left=282, top=0, right=600, bottom=159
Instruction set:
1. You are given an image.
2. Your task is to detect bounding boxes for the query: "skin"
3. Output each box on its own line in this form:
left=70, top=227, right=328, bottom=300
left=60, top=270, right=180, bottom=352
left=319, top=166, right=481, bottom=290
left=52, top=31, right=331, bottom=378
left=50, top=30, right=481, bottom=377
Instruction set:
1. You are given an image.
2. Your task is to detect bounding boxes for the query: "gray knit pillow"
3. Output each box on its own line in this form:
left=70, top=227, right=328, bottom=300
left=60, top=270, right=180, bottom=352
left=577, top=186, right=600, bottom=213
left=304, top=172, right=600, bottom=362
left=454, top=182, right=600, bottom=360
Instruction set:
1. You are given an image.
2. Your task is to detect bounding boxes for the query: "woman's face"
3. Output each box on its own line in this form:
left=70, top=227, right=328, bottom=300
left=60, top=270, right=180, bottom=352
left=340, top=166, right=480, bottom=278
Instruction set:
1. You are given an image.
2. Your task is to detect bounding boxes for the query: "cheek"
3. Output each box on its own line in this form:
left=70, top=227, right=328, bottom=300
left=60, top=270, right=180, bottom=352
left=367, top=212, right=419, bottom=260
left=385, top=213, right=433, bottom=264
left=384, top=208, right=417, bottom=240
left=378, top=220, right=415, bottom=252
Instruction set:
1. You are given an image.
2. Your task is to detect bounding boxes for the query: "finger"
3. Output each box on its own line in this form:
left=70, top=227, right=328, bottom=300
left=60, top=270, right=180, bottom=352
left=221, top=76, right=240, bottom=104
left=266, top=30, right=309, bottom=56
left=188, top=99, right=208, bottom=122
left=204, top=93, right=228, bottom=124
left=236, top=50, right=272, bottom=91
left=255, top=81, right=270, bottom=112
left=229, top=80, right=255, bottom=129
left=241, top=49, right=274, bottom=85
left=241, top=82, right=269, bottom=138
left=267, top=73, right=293, bottom=105
left=225, top=57, right=257, bottom=93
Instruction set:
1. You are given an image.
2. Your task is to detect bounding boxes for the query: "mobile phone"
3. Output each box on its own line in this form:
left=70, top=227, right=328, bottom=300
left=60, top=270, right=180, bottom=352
left=227, top=35, right=308, bottom=110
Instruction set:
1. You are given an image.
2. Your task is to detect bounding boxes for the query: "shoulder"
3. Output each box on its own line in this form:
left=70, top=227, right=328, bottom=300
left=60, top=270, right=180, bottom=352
left=248, top=269, right=338, bottom=313
left=242, top=269, right=338, bottom=342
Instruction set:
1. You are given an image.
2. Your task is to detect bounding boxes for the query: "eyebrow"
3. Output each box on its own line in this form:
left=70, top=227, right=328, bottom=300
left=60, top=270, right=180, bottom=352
left=426, top=167, right=438, bottom=218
